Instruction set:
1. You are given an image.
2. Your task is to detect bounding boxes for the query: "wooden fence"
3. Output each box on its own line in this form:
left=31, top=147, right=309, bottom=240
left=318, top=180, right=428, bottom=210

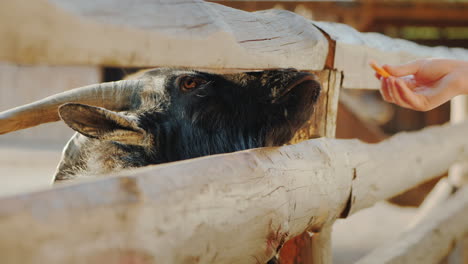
left=0, top=0, right=467, bottom=263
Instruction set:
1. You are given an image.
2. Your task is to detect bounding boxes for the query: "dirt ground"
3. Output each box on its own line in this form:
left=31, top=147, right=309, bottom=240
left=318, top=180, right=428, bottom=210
left=0, top=143, right=416, bottom=263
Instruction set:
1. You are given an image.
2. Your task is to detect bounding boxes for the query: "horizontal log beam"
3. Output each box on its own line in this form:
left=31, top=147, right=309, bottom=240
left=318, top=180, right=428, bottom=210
left=0, top=122, right=467, bottom=263
left=356, top=185, right=468, bottom=264
left=2, top=0, right=468, bottom=91
left=0, top=0, right=329, bottom=70
left=347, top=120, right=468, bottom=214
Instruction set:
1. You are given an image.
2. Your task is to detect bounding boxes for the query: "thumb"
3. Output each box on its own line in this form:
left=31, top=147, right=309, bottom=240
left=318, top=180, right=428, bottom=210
left=383, top=60, right=423, bottom=77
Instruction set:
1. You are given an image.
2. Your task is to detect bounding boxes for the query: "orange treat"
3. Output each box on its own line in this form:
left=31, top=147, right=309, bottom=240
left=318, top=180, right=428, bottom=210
left=369, top=60, right=391, bottom=78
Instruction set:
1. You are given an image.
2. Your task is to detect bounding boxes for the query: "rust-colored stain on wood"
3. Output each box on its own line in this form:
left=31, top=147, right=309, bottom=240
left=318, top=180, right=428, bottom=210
left=278, top=232, right=313, bottom=264
left=119, top=177, right=143, bottom=202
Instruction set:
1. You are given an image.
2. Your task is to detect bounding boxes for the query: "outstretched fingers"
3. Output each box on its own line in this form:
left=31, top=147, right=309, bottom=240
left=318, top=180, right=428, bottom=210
left=379, top=76, right=430, bottom=111
left=388, top=77, right=413, bottom=109
left=394, top=78, right=430, bottom=111
left=379, top=77, right=393, bottom=103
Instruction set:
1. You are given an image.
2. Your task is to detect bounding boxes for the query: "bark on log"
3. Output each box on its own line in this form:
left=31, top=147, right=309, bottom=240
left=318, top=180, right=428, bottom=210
left=0, top=122, right=467, bottom=263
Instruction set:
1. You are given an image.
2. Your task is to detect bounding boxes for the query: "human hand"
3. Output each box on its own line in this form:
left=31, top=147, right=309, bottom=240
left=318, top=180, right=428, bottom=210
left=374, top=59, right=468, bottom=111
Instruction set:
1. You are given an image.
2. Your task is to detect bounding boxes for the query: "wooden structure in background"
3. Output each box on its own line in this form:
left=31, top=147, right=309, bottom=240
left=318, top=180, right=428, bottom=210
left=212, top=1, right=468, bottom=34
left=0, top=0, right=467, bottom=263
left=335, top=102, right=386, bottom=144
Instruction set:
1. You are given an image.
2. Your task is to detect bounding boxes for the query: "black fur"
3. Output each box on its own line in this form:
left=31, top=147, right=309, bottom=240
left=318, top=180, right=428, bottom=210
left=126, top=68, right=319, bottom=164
left=55, top=68, right=321, bottom=179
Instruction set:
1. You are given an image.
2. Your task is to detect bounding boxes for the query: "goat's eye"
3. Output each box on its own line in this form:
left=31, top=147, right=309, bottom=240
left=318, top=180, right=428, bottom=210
left=179, top=76, right=206, bottom=92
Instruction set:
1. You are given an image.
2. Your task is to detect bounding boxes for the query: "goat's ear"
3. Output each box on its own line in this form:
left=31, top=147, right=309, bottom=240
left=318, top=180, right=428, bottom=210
left=58, top=103, right=148, bottom=146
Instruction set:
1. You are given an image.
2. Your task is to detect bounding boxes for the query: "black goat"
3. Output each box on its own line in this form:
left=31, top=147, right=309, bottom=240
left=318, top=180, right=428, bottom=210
left=0, top=68, right=321, bottom=180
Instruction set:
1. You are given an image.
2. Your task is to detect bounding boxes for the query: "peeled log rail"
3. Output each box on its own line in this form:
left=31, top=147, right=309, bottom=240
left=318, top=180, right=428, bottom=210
left=356, top=185, right=468, bottom=264
left=0, top=122, right=467, bottom=263
left=2, top=0, right=468, bottom=89
left=0, top=0, right=329, bottom=70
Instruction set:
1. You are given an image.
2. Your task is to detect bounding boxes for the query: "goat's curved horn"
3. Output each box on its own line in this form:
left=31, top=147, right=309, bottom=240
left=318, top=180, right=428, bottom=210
left=0, top=79, right=144, bottom=135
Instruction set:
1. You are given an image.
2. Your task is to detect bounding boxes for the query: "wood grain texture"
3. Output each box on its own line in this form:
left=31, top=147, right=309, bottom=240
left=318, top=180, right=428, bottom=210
left=0, top=0, right=327, bottom=70
left=356, top=186, right=468, bottom=264
left=0, top=122, right=467, bottom=263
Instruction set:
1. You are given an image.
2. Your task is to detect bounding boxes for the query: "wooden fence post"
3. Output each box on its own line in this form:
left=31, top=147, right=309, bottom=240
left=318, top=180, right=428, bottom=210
left=311, top=225, right=333, bottom=264
left=279, top=70, right=341, bottom=264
